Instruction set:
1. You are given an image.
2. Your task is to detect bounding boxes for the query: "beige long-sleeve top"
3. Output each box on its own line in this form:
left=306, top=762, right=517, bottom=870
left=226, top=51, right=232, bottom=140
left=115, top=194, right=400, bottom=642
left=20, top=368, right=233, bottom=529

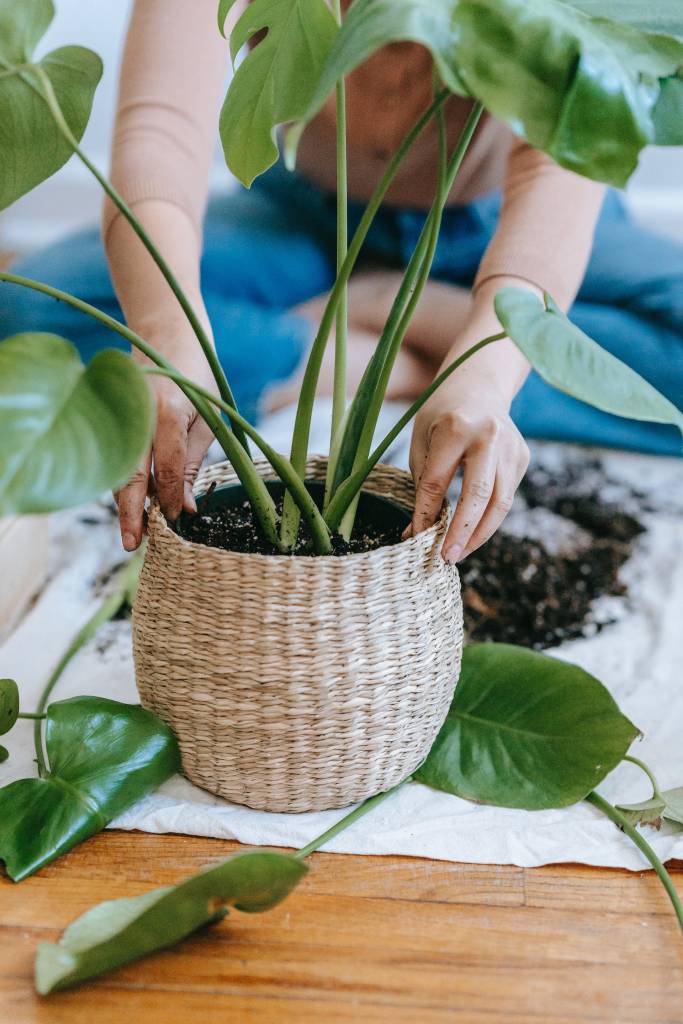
left=103, top=0, right=606, bottom=311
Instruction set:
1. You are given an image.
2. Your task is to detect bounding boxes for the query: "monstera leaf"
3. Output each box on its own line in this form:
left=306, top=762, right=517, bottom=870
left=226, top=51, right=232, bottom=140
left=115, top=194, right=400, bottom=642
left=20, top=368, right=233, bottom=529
left=219, top=0, right=338, bottom=185
left=495, top=289, right=683, bottom=437
left=0, top=0, right=102, bottom=209
left=0, top=333, right=155, bottom=515
left=0, top=697, right=180, bottom=881
left=415, top=644, right=639, bottom=809
left=35, top=851, right=308, bottom=993
left=299, top=0, right=683, bottom=187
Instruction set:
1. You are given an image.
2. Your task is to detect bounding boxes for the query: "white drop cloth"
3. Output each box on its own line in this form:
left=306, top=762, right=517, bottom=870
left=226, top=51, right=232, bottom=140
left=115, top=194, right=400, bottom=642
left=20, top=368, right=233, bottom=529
left=2, top=402, right=682, bottom=870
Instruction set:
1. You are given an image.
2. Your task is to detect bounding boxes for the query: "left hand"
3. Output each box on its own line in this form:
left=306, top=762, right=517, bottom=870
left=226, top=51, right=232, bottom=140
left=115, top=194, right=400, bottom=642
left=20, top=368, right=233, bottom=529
left=408, top=378, right=530, bottom=564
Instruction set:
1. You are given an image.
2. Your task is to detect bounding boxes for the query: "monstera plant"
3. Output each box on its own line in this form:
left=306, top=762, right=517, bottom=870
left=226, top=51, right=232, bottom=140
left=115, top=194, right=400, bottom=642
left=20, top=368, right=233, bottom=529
left=0, top=0, right=681, bottom=535
left=0, top=0, right=682, bottom=994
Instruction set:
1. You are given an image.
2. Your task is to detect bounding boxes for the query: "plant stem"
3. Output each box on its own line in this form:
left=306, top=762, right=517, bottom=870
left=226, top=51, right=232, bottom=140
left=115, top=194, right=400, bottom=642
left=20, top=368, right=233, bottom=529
left=280, top=91, right=448, bottom=548
left=17, top=713, right=46, bottom=721
left=33, top=553, right=143, bottom=778
left=0, top=271, right=281, bottom=547
left=293, top=784, right=403, bottom=861
left=147, top=368, right=332, bottom=554
left=324, top=332, right=506, bottom=531
left=587, top=791, right=683, bottom=933
left=325, top=0, right=349, bottom=503
left=335, top=101, right=484, bottom=538
left=623, top=754, right=665, bottom=803
left=32, top=65, right=249, bottom=453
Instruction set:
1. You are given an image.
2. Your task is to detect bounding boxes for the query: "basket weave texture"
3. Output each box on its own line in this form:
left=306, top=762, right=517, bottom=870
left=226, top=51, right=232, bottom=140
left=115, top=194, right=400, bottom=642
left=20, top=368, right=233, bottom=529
left=133, top=457, right=463, bottom=813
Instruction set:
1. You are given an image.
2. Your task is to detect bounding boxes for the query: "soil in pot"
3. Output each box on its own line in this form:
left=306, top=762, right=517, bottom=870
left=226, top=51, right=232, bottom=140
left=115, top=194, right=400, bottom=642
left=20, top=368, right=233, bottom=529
left=177, top=480, right=410, bottom=556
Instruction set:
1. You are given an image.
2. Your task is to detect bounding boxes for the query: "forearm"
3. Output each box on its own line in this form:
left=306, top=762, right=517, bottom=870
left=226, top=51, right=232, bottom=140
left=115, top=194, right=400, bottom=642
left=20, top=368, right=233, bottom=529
left=105, top=198, right=212, bottom=361
left=435, top=276, right=538, bottom=407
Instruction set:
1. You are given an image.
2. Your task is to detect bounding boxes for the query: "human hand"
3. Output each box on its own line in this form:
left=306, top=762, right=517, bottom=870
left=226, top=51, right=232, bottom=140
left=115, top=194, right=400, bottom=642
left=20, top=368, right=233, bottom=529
left=408, top=374, right=529, bottom=564
left=114, top=344, right=217, bottom=551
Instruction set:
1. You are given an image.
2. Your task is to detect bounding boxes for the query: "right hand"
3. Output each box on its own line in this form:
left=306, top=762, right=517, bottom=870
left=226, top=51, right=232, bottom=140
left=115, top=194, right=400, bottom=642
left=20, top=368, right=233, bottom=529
left=115, top=346, right=218, bottom=551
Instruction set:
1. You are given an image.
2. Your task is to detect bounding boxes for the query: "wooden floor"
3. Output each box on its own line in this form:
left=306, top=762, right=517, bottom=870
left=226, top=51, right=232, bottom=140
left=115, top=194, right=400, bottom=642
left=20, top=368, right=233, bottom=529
left=1, top=833, right=682, bottom=1023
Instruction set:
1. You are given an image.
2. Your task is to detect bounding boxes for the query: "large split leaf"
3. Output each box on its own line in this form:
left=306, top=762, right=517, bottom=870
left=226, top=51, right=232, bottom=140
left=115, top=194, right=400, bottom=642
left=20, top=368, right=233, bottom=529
left=0, top=0, right=102, bottom=210
left=219, top=0, right=338, bottom=186
left=494, top=289, right=683, bottom=438
left=0, top=333, right=155, bottom=515
left=35, top=850, right=307, bottom=993
left=415, top=644, right=639, bottom=810
left=617, top=787, right=683, bottom=829
left=299, top=0, right=683, bottom=187
left=0, top=697, right=180, bottom=881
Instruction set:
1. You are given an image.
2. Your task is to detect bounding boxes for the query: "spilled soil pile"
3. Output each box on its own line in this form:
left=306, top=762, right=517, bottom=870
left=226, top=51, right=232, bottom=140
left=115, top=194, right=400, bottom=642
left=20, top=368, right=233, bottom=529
left=460, top=457, right=647, bottom=649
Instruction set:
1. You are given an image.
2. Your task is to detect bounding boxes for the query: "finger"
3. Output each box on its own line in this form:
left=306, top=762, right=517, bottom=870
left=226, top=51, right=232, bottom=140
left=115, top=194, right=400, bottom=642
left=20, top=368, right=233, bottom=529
left=153, top=400, right=191, bottom=522
left=411, top=427, right=466, bottom=536
left=182, top=417, right=214, bottom=513
left=460, top=453, right=521, bottom=559
left=442, top=441, right=497, bottom=563
left=114, top=448, right=152, bottom=551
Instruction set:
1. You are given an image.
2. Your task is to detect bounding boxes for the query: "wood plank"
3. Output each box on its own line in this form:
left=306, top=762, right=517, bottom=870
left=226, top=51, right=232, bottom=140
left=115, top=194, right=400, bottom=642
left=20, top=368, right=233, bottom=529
left=1, top=831, right=682, bottom=1024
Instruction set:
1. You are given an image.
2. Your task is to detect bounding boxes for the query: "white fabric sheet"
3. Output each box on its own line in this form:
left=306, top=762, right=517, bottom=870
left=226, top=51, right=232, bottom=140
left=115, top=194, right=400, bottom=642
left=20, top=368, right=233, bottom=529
left=2, top=405, right=681, bottom=871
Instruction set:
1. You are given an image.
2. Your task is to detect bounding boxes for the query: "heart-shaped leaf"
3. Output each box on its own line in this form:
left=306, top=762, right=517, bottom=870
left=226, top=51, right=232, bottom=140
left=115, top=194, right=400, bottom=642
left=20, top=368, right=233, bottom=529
left=219, top=0, right=338, bottom=186
left=0, top=0, right=102, bottom=210
left=35, top=850, right=307, bottom=993
left=0, top=696, right=180, bottom=881
left=415, top=643, right=639, bottom=810
left=0, top=333, right=155, bottom=515
left=0, top=678, right=19, bottom=735
left=617, top=786, right=683, bottom=829
left=494, top=289, right=683, bottom=438
left=299, top=0, right=683, bottom=187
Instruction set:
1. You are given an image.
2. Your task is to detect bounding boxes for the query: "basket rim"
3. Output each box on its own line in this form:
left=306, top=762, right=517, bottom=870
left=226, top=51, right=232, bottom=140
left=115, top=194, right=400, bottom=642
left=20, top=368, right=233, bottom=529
left=147, top=457, right=451, bottom=565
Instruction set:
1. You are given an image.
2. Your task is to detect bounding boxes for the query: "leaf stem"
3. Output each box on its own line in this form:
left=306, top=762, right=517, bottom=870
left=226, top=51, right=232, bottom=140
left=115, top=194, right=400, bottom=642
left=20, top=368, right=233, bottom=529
left=0, top=271, right=281, bottom=547
left=280, top=90, right=448, bottom=547
left=17, top=712, right=46, bottom=721
left=623, top=754, right=665, bottom=803
left=32, top=65, right=249, bottom=453
left=293, top=784, right=403, bottom=861
left=333, top=101, right=484, bottom=539
left=325, top=0, right=349, bottom=501
left=587, top=791, right=683, bottom=933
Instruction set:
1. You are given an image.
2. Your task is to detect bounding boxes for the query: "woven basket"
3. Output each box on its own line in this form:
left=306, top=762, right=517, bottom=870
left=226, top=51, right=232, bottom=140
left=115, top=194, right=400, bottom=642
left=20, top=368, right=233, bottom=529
left=133, top=456, right=463, bottom=813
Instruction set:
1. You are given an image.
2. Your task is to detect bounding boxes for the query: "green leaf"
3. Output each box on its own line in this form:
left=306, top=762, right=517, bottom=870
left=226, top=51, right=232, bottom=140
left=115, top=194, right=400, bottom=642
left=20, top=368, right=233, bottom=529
left=0, top=333, right=155, bottom=515
left=617, top=787, right=683, bottom=829
left=35, top=850, right=307, bottom=993
left=300, top=0, right=683, bottom=187
left=0, top=678, right=19, bottom=735
left=0, top=0, right=102, bottom=210
left=494, top=289, right=683, bottom=438
left=415, top=643, right=639, bottom=810
left=219, top=0, right=338, bottom=186
left=567, top=2, right=683, bottom=37
left=217, top=0, right=239, bottom=37
left=0, top=697, right=180, bottom=881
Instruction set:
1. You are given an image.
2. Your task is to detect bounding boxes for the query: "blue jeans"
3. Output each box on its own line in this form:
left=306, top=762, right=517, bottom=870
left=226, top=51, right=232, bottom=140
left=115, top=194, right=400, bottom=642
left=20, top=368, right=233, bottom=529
left=2, top=163, right=682, bottom=454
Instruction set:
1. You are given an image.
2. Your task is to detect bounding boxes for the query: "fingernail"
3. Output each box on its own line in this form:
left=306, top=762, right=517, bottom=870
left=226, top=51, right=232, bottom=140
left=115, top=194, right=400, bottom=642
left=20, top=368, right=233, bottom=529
left=122, top=532, right=137, bottom=551
left=402, top=523, right=414, bottom=540
left=444, top=543, right=463, bottom=564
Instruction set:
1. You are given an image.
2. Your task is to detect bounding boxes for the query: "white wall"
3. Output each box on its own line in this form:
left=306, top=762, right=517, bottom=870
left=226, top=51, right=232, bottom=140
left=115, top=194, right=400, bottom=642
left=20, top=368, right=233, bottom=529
left=2, top=0, right=682, bottom=251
